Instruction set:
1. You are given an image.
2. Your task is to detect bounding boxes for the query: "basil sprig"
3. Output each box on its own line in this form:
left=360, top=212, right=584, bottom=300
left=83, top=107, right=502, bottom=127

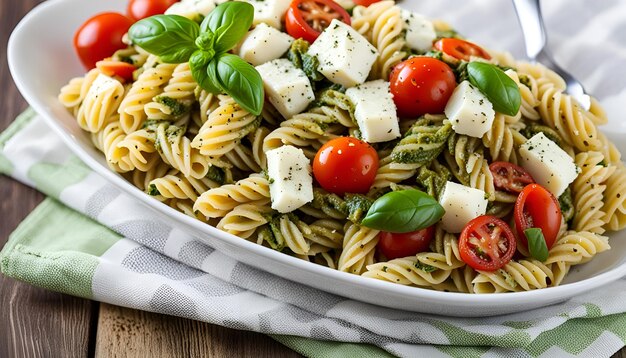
left=361, top=190, right=444, bottom=233
left=128, top=2, right=263, bottom=115
left=524, top=228, right=549, bottom=262
left=467, top=62, right=521, bottom=116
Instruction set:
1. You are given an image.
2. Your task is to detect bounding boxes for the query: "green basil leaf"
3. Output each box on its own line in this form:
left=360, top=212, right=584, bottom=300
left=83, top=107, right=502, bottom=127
left=200, top=1, right=254, bottom=54
left=190, top=50, right=221, bottom=94
left=361, top=190, right=444, bottom=233
left=128, top=15, right=200, bottom=63
left=524, top=228, right=549, bottom=262
left=467, top=62, right=521, bottom=116
left=214, top=53, right=264, bottom=115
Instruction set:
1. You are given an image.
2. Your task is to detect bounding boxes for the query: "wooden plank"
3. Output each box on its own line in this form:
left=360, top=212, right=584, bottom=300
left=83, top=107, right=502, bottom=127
left=0, top=276, right=96, bottom=358
left=95, top=303, right=301, bottom=358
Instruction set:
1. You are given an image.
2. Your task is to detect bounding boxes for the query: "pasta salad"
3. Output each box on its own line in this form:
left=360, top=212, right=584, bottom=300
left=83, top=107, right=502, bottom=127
left=59, top=0, right=626, bottom=293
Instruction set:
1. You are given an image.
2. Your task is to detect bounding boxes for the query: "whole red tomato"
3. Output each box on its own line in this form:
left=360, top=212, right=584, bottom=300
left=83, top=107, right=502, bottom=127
left=73, top=12, right=134, bottom=69
left=378, top=226, right=435, bottom=260
left=313, top=137, right=378, bottom=196
left=389, top=57, right=457, bottom=118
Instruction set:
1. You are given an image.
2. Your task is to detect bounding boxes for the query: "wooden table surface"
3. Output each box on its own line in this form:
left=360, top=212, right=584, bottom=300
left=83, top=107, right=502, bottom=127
left=0, top=1, right=624, bottom=358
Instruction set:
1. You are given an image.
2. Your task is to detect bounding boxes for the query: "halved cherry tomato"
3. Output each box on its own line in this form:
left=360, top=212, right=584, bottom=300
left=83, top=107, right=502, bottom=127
left=514, top=184, right=562, bottom=251
left=74, top=12, right=134, bottom=70
left=96, top=60, right=136, bottom=82
left=378, top=226, right=435, bottom=260
left=489, top=162, right=534, bottom=194
left=285, top=0, right=352, bottom=43
left=389, top=57, right=457, bottom=118
left=127, top=0, right=179, bottom=21
left=354, top=0, right=381, bottom=6
left=434, top=38, right=491, bottom=62
left=459, top=215, right=516, bottom=271
left=313, top=137, right=378, bottom=196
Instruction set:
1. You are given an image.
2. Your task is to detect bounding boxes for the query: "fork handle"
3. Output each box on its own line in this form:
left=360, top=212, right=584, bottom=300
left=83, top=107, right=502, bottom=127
left=511, top=0, right=547, bottom=60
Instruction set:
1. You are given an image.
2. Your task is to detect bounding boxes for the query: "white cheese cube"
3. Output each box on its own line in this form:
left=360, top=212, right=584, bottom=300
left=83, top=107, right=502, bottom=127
left=267, top=145, right=314, bottom=213
left=444, top=80, right=495, bottom=138
left=244, top=0, right=291, bottom=29
left=165, top=0, right=216, bottom=20
left=90, top=73, right=121, bottom=93
left=238, top=24, right=294, bottom=66
left=519, top=133, right=579, bottom=197
left=346, top=80, right=400, bottom=143
left=402, top=11, right=437, bottom=52
left=308, top=19, right=378, bottom=88
left=256, top=59, right=315, bottom=118
left=439, top=181, right=488, bottom=233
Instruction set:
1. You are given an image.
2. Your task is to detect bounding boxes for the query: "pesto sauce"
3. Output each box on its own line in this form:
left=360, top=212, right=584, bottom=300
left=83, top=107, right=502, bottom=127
left=268, top=216, right=287, bottom=251
left=147, top=184, right=161, bottom=196
left=415, top=261, right=437, bottom=273
left=344, top=194, right=374, bottom=224
left=522, top=124, right=564, bottom=148
left=287, top=39, right=324, bottom=83
left=259, top=224, right=284, bottom=252
left=416, top=166, right=450, bottom=199
left=311, top=189, right=374, bottom=224
left=155, top=96, right=189, bottom=117
left=206, top=166, right=226, bottom=185
left=391, top=119, right=452, bottom=165
left=559, top=187, right=575, bottom=223
left=316, top=89, right=356, bottom=124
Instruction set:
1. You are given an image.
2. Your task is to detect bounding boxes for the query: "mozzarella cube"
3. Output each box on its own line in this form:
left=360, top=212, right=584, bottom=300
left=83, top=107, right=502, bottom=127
left=238, top=24, right=294, bottom=66
left=308, top=19, right=378, bottom=88
left=346, top=80, right=400, bottom=143
left=439, top=181, right=488, bottom=233
left=267, top=145, right=314, bottom=213
left=256, top=59, right=315, bottom=118
left=402, top=11, right=437, bottom=52
left=243, top=0, right=291, bottom=29
left=165, top=0, right=216, bottom=20
left=519, top=133, right=579, bottom=197
left=444, top=80, right=495, bottom=138
left=90, top=73, right=121, bottom=94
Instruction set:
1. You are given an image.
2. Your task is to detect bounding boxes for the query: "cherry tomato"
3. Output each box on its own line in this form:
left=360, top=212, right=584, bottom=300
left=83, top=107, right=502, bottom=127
left=313, top=137, right=378, bottom=196
left=285, top=0, right=352, bottom=43
left=127, top=0, right=179, bottom=21
left=353, top=0, right=381, bottom=5
left=433, top=38, right=492, bottom=62
left=514, top=184, right=562, bottom=251
left=378, top=226, right=435, bottom=260
left=96, top=61, right=137, bottom=82
left=489, top=162, right=535, bottom=194
left=459, top=215, right=516, bottom=271
left=389, top=57, right=457, bottom=118
left=74, top=12, right=134, bottom=70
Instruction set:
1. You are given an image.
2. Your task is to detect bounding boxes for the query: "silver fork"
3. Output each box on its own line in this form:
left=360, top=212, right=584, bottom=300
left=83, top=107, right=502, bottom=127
left=512, top=0, right=591, bottom=110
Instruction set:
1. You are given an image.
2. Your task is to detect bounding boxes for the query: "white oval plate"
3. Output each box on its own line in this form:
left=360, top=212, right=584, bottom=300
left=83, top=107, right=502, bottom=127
left=8, top=0, right=626, bottom=316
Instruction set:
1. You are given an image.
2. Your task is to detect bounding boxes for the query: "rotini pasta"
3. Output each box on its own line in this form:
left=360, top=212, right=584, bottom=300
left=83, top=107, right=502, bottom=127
left=194, top=174, right=270, bottom=219
left=352, top=1, right=407, bottom=80
left=191, top=95, right=260, bottom=158
left=60, top=0, right=624, bottom=294
left=118, top=56, right=177, bottom=133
